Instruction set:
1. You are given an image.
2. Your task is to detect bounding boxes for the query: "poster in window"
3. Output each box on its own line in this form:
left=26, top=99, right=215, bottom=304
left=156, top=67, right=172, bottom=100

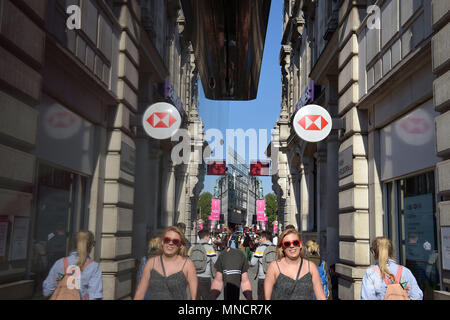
left=404, top=194, right=435, bottom=262
left=0, top=216, right=9, bottom=261
left=442, top=227, right=450, bottom=271
left=9, top=216, right=30, bottom=261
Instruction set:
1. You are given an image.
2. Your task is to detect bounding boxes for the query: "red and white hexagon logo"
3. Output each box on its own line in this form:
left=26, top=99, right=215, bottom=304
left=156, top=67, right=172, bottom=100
left=293, top=104, right=332, bottom=142
left=142, top=102, right=181, bottom=140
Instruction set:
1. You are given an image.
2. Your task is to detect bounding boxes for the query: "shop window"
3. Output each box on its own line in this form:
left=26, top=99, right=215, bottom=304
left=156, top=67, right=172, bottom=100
left=384, top=171, right=440, bottom=299
left=30, top=164, right=89, bottom=299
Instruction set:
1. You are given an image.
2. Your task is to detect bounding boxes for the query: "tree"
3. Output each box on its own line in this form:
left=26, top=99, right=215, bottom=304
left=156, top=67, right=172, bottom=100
left=265, top=193, right=278, bottom=230
left=198, top=192, right=213, bottom=222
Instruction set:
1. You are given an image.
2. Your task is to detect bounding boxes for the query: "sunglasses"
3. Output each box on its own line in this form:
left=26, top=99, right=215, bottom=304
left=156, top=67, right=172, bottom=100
left=162, top=237, right=181, bottom=246
left=282, top=240, right=301, bottom=248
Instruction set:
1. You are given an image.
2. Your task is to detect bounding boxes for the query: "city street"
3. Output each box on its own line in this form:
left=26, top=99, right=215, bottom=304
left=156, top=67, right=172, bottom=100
left=0, top=0, right=448, bottom=301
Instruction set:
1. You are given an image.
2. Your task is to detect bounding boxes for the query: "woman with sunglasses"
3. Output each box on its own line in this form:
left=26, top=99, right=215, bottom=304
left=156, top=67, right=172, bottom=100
left=134, top=226, right=198, bottom=300
left=264, top=229, right=326, bottom=300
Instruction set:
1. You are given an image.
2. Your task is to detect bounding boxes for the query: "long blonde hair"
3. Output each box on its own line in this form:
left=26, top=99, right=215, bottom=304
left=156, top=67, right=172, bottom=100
left=372, top=237, right=394, bottom=279
left=276, top=229, right=304, bottom=259
left=148, top=237, right=162, bottom=257
left=305, top=240, right=320, bottom=257
left=161, top=226, right=187, bottom=257
left=71, top=231, right=95, bottom=268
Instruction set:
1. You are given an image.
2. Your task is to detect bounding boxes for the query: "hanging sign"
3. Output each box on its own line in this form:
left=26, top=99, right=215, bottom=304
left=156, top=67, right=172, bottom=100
left=293, top=104, right=332, bottom=142
left=211, top=199, right=221, bottom=220
left=257, top=200, right=265, bottom=221
left=142, top=102, right=182, bottom=140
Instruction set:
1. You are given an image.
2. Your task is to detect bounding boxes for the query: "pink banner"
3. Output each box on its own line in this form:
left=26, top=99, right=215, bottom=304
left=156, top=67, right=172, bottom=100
left=211, top=199, right=220, bottom=220
left=257, top=200, right=265, bottom=221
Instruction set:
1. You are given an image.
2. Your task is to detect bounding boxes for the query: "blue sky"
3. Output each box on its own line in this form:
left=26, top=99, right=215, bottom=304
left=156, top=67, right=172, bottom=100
left=198, top=0, right=283, bottom=196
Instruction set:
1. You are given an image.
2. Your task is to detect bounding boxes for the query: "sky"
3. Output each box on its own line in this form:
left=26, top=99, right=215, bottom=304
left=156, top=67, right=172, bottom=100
left=198, top=1, right=283, bottom=197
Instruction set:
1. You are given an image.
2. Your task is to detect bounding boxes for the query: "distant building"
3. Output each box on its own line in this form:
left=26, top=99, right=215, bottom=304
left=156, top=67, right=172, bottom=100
left=214, top=148, right=263, bottom=230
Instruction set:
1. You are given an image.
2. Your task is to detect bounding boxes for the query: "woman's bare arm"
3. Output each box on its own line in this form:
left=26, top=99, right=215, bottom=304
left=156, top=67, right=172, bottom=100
left=309, top=261, right=326, bottom=300
left=264, top=261, right=278, bottom=300
left=185, top=259, right=198, bottom=300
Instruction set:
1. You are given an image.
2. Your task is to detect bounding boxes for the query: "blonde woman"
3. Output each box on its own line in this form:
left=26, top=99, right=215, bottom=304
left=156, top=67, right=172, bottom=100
left=43, top=230, right=103, bottom=300
left=305, top=240, right=332, bottom=299
left=264, top=229, right=326, bottom=300
left=361, top=237, right=423, bottom=300
left=136, top=237, right=163, bottom=300
left=134, top=226, right=198, bottom=300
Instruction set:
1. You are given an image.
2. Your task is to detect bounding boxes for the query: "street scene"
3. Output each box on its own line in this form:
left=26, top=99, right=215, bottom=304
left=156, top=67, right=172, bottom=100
left=0, top=0, right=449, bottom=302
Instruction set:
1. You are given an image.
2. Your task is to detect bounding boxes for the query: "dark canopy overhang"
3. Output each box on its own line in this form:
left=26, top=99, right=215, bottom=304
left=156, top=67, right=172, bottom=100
left=181, top=0, right=271, bottom=101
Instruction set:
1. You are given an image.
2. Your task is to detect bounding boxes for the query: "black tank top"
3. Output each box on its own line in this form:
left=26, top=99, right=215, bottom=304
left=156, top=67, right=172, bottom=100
left=148, top=256, right=188, bottom=300
left=271, top=259, right=314, bottom=300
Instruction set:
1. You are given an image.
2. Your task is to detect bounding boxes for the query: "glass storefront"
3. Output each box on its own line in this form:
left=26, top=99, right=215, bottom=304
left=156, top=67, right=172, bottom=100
left=30, top=163, right=89, bottom=299
left=384, top=171, right=440, bottom=300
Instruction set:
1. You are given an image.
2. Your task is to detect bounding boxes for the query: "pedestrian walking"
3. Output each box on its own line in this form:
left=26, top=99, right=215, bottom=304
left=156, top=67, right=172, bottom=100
left=188, top=229, right=218, bottom=300
left=264, top=229, right=326, bottom=300
left=361, top=237, right=423, bottom=300
left=134, top=226, right=198, bottom=300
left=43, top=230, right=103, bottom=300
left=136, top=237, right=163, bottom=300
left=243, top=233, right=253, bottom=261
left=210, top=239, right=253, bottom=300
left=272, top=233, right=279, bottom=246
left=305, top=240, right=332, bottom=300
left=250, top=231, right=277, bottom=300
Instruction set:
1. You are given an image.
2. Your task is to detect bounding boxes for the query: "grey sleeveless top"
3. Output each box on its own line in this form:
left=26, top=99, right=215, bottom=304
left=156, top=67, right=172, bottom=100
left=271, top=259, right=314, bottom=300
left=148, top=256, right=188, bottom=300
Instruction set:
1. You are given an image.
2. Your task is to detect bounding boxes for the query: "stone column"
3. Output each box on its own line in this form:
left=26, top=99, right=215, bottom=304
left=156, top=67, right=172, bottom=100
left=336, top=0, right=370, bottom=300
left=300, top=161, right=314, bottom=232
left=161, top=157, right=176, bottom=228
left=315, top=148, right=328, bottom=255
left=100, top=0, right=140, bottom=300
left=326, top=131, right=340, bottom=266
left=132, top=132, right=149, bottom=260
left=147, top=143, right=162, bottom=239
left=432, top=0, right=450, bottom=298
left=325, top=76, right=340, bottom=267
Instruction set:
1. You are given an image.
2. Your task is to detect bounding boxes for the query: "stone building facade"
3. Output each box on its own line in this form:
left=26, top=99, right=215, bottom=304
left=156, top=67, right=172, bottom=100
left=0, top=0, right=205, bottom=300
left=273, top=0, right=450, bottom=300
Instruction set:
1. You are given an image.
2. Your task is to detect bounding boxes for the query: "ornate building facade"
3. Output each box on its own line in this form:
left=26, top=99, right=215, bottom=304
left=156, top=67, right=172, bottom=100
left=272, top=0, right=450, bottom=300
left=0, top=0, right=205, bottom=300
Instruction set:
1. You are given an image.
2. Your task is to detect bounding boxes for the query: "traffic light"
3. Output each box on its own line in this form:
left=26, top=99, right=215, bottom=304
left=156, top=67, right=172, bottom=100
left=250, top=161, right=270, bottom=176
left=207, top=160, right=227, bottom=175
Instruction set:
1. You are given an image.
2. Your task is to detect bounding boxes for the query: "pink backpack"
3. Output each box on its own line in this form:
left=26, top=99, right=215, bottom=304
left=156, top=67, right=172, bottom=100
left=372, top=265, right=410, bottom=300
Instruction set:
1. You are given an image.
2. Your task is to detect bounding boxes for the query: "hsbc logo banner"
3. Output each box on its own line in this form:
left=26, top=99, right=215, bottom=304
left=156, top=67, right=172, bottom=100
left=147, top=112, right=177, bottom=128
left=293, top=104, right=332, bottom=142
left=298, top=114, right=329, bottom=131
left=142, top=102, right=182, bottom=140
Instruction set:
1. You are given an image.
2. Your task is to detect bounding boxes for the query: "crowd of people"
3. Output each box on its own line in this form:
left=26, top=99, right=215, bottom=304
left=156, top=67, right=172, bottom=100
left=41, top=223, right=424, bottom=300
